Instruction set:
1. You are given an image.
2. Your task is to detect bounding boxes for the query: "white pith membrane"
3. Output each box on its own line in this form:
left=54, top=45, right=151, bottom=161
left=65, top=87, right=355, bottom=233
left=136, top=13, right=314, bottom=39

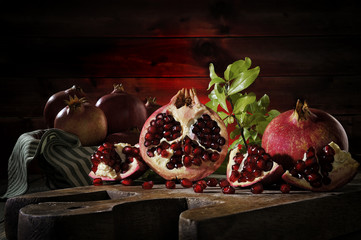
left=140, top=89, right=228, bottom=181
left=227, top=146, right=281, bottom=187
left=89, top=143, right=141, bottom=181
left=282, top=142, right=360, bottom=191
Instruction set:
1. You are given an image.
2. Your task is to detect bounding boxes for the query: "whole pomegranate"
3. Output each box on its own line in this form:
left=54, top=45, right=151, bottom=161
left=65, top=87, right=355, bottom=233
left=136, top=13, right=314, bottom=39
left=96, top=84, right=147, bottom=134
left=139, top=88, right=229, bottom=181
left=144, top=97, right=161, bottom=117
left=227, top=145, right=284, bottom=188
left=89, top=142, right=148, bottom=181
left=262, top=100, right=348, bottom=167
left=282, top=142, right=359, bottom=191
left=43, top=85, right=86, bottom=128
left=54, top=96, right=107, bottom=146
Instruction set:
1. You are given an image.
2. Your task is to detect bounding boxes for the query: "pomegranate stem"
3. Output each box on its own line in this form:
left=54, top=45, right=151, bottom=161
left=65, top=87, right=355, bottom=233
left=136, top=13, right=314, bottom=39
left=227, top=95, right=248, bottom=149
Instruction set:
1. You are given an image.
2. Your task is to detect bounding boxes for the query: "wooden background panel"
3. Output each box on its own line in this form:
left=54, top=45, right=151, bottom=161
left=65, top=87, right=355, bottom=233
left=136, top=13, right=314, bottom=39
left=1, top=0, right=360, bottom=37
left=0, top=37, right=360, bottom=78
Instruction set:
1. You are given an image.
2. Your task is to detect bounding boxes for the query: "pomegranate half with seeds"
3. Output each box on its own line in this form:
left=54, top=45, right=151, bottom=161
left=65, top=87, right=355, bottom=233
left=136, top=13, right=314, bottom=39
left=282, top=142, right=359, bottom=191
left=89, top=142, right=148, bottom=181
left=227, top=145, right=284, bottom=187
left=139, top=88, right=229, bottom=181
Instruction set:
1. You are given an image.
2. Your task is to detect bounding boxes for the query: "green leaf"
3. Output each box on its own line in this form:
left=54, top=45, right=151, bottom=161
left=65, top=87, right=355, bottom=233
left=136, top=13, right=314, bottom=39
left=217, top=111, right=229, bottom=120
left=233, top=92, right=256, bottom=115
left=258, top=94, right=270, bottom=109
left=208, top=63, right=225, bottom=90
left=229, top=57, right=252, bottom=80
left=224, top=64, right=232, bottom=81
left=230, top=127, right=242, bottom=139
left=267, top=109, right=281, bottom=119
left=227, top=66, right=260, bottom=95
left=215, top=84, right=228, bottom=113
left=205, top=99, right=219, bottom=112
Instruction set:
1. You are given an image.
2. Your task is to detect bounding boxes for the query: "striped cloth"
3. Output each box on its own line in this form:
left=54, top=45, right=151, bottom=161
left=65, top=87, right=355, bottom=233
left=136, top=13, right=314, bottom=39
left=1, top=129, right=98, bottom=199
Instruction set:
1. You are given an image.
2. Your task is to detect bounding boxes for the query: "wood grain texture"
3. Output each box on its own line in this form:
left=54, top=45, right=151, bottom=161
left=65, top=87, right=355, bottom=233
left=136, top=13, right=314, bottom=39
left=5, top=174, right=361, bottom=240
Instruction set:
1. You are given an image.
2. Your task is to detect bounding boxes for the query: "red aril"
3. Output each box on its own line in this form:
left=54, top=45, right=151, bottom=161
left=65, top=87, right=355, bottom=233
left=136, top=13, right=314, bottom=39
left=142, top=181, right=154, bottom=189
left=222, top=186, right=235, bottom=194
left=181, top=178, right=193, bottom=188
left=251, top=182, right=264, bottom=194
left=139, top=88, right=228, bottom=181
left=165, top=180, right=176, bottom=189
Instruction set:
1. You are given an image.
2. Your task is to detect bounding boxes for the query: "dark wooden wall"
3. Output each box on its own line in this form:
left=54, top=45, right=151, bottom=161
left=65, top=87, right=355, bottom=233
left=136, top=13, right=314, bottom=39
left=1, top=0, right=361, bottom=179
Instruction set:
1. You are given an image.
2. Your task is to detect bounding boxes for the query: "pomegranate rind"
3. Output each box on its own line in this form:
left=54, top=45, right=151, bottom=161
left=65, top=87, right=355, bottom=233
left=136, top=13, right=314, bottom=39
left=89, top=143, right=148, bottom=181
left=139, top=89, right=229, bottom=181
left=262, top=101, right=349, bottom=163
left=282, top=142, right=359, bottom=192
left=227, top=147, right=284, bottom=187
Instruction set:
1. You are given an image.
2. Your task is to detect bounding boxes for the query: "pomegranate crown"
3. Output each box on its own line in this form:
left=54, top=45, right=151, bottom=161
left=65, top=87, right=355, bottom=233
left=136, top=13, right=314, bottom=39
left=113, top=83, right=125, bottom=93
left=172, top=88, right=200, bottom=108
left=293, top=99, right=315, bottom=121
left=65, top=95, right=87, bottom=109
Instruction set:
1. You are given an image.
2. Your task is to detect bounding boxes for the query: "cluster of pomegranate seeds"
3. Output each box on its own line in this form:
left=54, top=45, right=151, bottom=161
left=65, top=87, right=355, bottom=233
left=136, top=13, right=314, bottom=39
left=230, top=145, right=273, bottom=183
left=289, top=145, right=335, bottom=188
left=91, top=142, right=141, bottom=175
left=191, top=114, right=226, bottom=151
left=144, top=113, right=224, bottom=170
left=142, top=181, right=154, bottom=189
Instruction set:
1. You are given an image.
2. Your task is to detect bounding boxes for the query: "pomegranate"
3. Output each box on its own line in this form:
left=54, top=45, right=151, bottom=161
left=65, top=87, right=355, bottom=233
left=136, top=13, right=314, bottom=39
left=54, top=96, right=107, bottom=146
left=262, top=100, right=349, bottom=168
left=282, top=142, right=359, bottom=191
left=44, top=85, right=86, bottom=128
left=227, top=145, right=284, bottom=188
left=139, top=88, right=229, bottom=181
left=142, top=181, right=154, bottom=189
left=105, top=130, right=140, bottom=145
left=89, top=142, right=148, bottom=181
left=96, top=83, right=147, bottom=134
left=144, top=97, right=161, bottom=117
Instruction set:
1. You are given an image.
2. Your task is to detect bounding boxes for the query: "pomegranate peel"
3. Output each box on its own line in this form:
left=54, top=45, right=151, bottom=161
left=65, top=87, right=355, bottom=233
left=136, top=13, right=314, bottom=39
left=139, top=88, right=229, bottom=181
left=282, top=142, right=359, bottom=192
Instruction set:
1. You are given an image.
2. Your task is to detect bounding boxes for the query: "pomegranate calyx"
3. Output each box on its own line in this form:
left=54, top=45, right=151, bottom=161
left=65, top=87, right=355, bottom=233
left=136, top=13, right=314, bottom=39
left=65, top=95, right=87, bottom=110
left=112, top=83, right=125, bottom=93
left=292, top=99, right=316, bottom=121
left=173, top=88, right=199, bottom=108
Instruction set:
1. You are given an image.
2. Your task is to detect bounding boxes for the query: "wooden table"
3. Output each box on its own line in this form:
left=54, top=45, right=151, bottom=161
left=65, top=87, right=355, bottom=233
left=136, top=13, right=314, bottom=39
left=4, top=173, right=361, bottom=240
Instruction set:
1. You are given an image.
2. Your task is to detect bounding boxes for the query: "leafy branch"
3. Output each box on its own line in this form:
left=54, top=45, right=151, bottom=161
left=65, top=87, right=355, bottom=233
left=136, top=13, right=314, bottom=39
left=206, top=58, right=280, bottom=152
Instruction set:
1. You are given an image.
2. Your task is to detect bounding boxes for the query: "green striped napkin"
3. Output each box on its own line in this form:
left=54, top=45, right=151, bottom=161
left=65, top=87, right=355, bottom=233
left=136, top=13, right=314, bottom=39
left=1, top=129, right=98, bottom=199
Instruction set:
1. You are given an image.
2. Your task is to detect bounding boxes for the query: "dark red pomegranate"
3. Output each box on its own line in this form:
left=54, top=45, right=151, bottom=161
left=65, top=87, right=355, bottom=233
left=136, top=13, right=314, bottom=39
left=44, top=85, right=86, bottom=128
left=139, top=88, right=229, bottom=182
left=262, top=100, right=349, bottom=168
left=282, top=142, right=359, bottom=191
left=89, top=142, right=148, bottom=181
left=227, top=145, right=284, bottom=188
left=96, top=84, right=147, bottom=134
left=144, top=97, right=161, bottom=117
left=54, top=96, right=107, bottom=146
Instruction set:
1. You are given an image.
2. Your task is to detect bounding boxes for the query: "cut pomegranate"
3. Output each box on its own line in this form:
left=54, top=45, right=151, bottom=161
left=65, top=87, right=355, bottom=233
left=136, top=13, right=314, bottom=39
left=139, top=88, right=229, bottom=181
left=227, top=145, right=284, bottom=188
left=89, top=142, right=148, bottom=181
left=282, top=142, right=359, bottom=191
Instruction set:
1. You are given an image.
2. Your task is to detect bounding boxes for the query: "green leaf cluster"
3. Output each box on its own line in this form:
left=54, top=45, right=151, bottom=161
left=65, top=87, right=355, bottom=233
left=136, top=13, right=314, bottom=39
left=206, top=58, right=280, bottom=152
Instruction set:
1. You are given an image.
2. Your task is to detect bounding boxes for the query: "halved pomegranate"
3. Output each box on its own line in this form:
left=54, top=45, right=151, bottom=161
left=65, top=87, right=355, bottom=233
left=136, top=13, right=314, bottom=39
left=139, top=88, right=229, bottom=181
left=227, top=145, right=284, bottom=188
left=89, top=142, right=148, bottom=181
left=282, top=142, right=359, bottom=191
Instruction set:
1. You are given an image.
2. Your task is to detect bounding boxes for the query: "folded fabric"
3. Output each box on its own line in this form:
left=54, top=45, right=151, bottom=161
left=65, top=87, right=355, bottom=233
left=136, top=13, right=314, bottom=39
left=1, top=129, right=98, bottom=199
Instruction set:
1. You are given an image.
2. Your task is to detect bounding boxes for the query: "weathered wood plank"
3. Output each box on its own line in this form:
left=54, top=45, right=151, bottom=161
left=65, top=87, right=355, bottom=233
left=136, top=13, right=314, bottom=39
left=0, top=37, right=360, bottom=78
left=1, top=0, right=360, bottom=37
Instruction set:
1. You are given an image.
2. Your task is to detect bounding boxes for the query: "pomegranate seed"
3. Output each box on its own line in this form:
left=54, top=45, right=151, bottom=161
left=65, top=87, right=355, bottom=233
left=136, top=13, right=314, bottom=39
left=251, top=183, right=263, bottom=194
left=193, top=147, right=203, bottom=156
left=232, top=164, right=240, bottom=171
left=166, top=162, right=175, bottom=169
left=196, top=180, right=207, bottom=189
left=295, top=160, right=306, bottom=172
left=183, top=156, right=192, bottom=167
left=181, top=178, right=193, bottom=188
left=93, top=178, right=103, bottom=186
left=234, top=155, right=244, bottom=164
left=121, top=179, right=133, bottom=186
left=219, top=179, right=230, bottom=188
left=142, top=181, right=154, bottom=189
left=211, top=152, right=220, bottom=162
left=280, top=184, right=291, bottom=193
left=165, top=180, right=176, bottom=189
left=206, top=178, right=218, bottom=187
left=229, top=170, right=240, bottom=182
left=192, top=157, right=202, bottom=166
left=307, top=173, right=322, bottom=183
left=305, top=157, right=317, bottom=167
left=184, top=144, right=192, bottom=155
left=193, top=184, right=204, bottom=193
left=222, top=186, right=235, bottom=194
left=323, top=145, right=335, bottom=156
left=306, top=147, right=315, bottom=158
left=161, top=150, right=169, bottom=158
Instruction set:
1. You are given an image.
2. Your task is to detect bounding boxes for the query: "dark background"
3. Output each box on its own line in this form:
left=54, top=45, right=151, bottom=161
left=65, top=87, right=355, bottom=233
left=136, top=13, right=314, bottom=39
left=1, top=0, right=361, bottom=180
